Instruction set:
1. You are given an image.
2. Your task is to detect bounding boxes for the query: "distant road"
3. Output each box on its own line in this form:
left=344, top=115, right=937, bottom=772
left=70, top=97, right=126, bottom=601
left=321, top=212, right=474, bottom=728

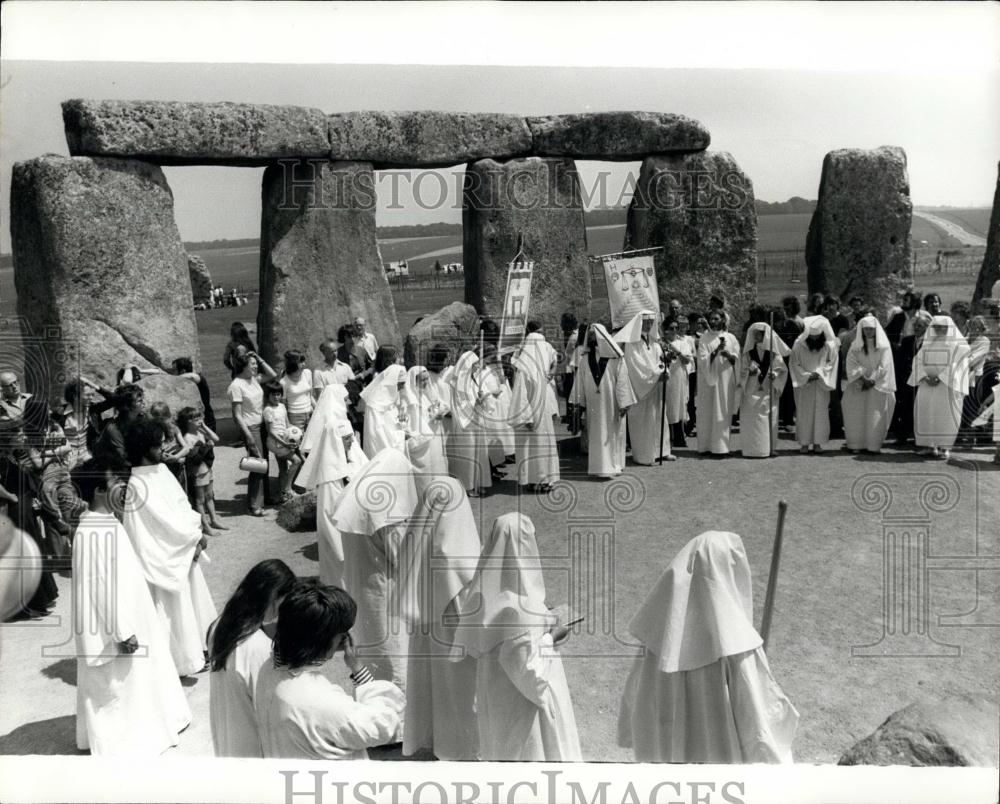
left=913, top=211, right=988, bottom=247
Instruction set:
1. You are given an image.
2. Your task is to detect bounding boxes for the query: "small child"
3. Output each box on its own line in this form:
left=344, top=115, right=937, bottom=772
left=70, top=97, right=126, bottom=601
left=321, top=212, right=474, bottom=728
left=177, top=406, right=227, bottom=536
left=262, top=382, right=302, bottom=503
left=148, top=402, right=190, bottom=489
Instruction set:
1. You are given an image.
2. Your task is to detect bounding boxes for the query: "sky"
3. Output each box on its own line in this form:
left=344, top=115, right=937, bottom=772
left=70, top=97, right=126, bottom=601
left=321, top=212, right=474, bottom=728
left=1, top=3, right=998, bottom=253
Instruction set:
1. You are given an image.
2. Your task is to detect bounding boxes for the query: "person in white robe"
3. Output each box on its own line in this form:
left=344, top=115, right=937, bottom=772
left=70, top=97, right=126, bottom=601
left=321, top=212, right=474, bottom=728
left=508, top=343, right=560, bottom=491
left=446, top=352, right=492, bottom=496
left=423, top=346, right=455, bottom=468
left=402, top=366, right=449, bottom=478
left=207, top=559, right=296, bottom=757
left=842, top=315, right=896, bottom=454
left=617, top=311, right=675, bottom=464
left=575, top=325, right=636, bottom=477
left=122, top=420, right=218, bottom=677
left=662, top=315, right=695, bottom=447
left=789, top=315, right=839, bottom=453
left=517, top=323, right=561, bottom=422
left=909, top=315, right=971, bottom=459
left=695, top=310, right=742, bottom=455
left=71, top=462, right=191, bottom=756
left=739, top=323, right=789, bottom=458
left=480, top=345, right=516, bottom=469
left=360, top=364, right=408, bottom=459
left=451, top=512, right=582, bottom=761
left=331, top=447, right=417, bottom=713
left=255, top=583, right=405, bottom=760
left=395, top=476, right=481, bottom=759
left=300, top=383, right=349, bottom=455
left=618, top=530, right=799, bottom=763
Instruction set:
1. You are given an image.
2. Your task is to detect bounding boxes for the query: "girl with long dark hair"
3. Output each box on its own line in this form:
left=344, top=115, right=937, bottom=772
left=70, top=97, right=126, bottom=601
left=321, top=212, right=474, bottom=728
left=207, top=559, right=297, bottom=757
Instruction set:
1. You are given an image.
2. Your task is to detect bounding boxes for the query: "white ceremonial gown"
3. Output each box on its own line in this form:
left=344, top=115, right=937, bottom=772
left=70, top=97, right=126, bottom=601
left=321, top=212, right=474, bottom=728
left=509, top=348, right=560, bottom=486
left=577, top=325, right=636, bottom=477
left=72, top=511, right=191, bottom=756
left=124, top=463, right=218, bottom=677
left=403, top=367, right=449, bottom=488
left=451, top=513, right=582, bottom=761
left=617, top=312, right=672, bottom=464
left=255, top=658, right=405, bottom=760
left=360, top=365, right=408, bottom=459
left=480, top=363, right=515, bottom=465
left=332, top=448, right=417, bottom=722
left=695, top=330, right=742, bottom=454
left=909, top=316, right=971, bottom=449
left=209, top=627, right=272, bottom=757
left=789, top=316, right=839, bottom=447
left=739, top=325, right=789, bottom=458
left=298, top=404, right=368, bottom=589
left=618, top=531, right=799, bottom=763
left=843, top=316, right=896, bottom=452
left=447, top=353, right=492, bottom=492
left=663, top=335, right=694, bottom=425
left=396, top=477, right=481, bottom=759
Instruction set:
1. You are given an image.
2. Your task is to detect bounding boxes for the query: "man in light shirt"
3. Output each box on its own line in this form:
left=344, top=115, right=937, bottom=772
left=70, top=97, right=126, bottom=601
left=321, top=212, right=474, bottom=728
left=353, top=317, right=379, bottom=364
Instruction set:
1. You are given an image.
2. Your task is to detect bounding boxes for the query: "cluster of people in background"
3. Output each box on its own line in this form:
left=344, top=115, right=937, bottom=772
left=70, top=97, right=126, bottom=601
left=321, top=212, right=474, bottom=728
left=194, top=285, right=250, bottom=311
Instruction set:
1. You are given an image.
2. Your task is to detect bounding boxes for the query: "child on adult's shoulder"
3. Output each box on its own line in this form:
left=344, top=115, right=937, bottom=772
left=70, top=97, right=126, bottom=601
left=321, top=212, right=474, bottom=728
left=177, top=406, right=227, bottom=536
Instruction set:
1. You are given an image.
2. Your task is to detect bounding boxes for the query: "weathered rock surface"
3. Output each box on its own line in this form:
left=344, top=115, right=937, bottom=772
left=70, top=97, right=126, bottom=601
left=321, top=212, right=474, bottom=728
left=187, top=254, right=213, bottom=305
left=11, top=155, right=200, bottom=402
left=625, top=151, right=758, bottom=329
left=463, top=157, right=591, bottom=333
left=277, top=490, right=317, bottom=532
left=62, top=99, right=329, bottom=166
left=527, top=112, right=710, bottom=160
left=972, top=161, right=1000, bottom=309
left=403, top=301, right=481, bottom=368
left=328, top=111, right=531, bottom=169
left=135, top=373, right=203, bottom=416
left=806, top=146, right=912, bottom=316
left=839, top=695, right=999, bottom=767
left=258, top=160, right=400, bottom=368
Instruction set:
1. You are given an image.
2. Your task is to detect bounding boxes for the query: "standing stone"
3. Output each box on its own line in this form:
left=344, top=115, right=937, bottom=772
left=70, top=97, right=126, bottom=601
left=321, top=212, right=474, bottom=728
left=10, top=155, right=200, bottom=402
left=463, top=157, right=591, bottom=332
left=806, top=146, right=912, bottom=316
left=188, top=254, right=214, bottom=306
left=625, top=151, right=758, bottom=329
left=259, top=160, right=400, bottom=368
left=403, top=301, right=480, bottom=369
left=972, top=162, right=1000, bottom=310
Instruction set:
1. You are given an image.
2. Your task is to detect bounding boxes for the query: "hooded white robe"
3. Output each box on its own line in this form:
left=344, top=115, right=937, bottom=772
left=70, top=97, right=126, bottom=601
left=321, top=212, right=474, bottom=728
left=617, top=312, right=672, bottom=464
left=360, top=364, right=408, bottom=459
left=618, top=531, right=799, bottom=763
left=509, top=346, right=560, bottom=486
left=446, top=353, right=492, bottom=492
left=843, top=315, right=897, bottom=452
left=255, top=655, right=405, bottom=760
left=577, top=325, right=637, bottom=477
left=332, top=448, right=417, bottom=717
left=298, top=408, right=368, bottom=589
left=123, top=463, right=218, bottom=677
left=909, top=316, right=971, bottom=449
left=789, top=316, right=839, bottom=447
left=451, top=513, right=581, bottom=761
left=72, top=511, right=191, bottom=755
left=481, top=362, right=515, bottom=463
left=695, top=329, right=742, bottom=454
left=402, top=366, right=449, bottom=487
left=739, top=324, right=789, bottom=458
left=396, top=477, right=481, bottom=759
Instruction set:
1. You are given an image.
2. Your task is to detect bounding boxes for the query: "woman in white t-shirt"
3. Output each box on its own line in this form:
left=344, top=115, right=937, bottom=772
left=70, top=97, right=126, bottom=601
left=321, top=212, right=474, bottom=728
left=228, top=351, right=277, bottom=516
left=279, top=350, right=314, bottom=432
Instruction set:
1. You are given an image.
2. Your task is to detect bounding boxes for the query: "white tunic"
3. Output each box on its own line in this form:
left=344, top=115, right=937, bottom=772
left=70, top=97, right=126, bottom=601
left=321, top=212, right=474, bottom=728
left=843, top=344, right=896, bottom=452
left=209, top=628, right=272, bottom=757
left=509, top=352, right=560, bottom=485
left=739, top=347, right=788, bottom=458
left=789, top=343, right=838, bottom=446
left=123, top=464, right=218, bottom=677
left=622, top=339, right=672, bottom=464
left=255, top=661, right=404, bottom=760
left=73, top=512, right=191, bottom=756
left=476, top=632, right=582, bottom=761
left=908, top=321, right=970, bottom=449
left=695, top=332, right=741, bottom=454
left=663, top=337, right=694, bottom=424
left=576, top=356, right=636, bottom=477
left=448, top=356, right=492, bottom=492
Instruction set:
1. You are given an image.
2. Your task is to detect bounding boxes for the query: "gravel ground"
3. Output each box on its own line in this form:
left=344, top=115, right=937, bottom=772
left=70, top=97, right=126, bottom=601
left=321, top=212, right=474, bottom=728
left=1, top=429, right=997, bottom=764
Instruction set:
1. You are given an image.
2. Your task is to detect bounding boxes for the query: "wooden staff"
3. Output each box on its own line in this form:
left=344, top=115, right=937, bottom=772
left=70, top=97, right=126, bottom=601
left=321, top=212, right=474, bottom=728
left=768, top=310, right=776, bottom=457
left=657, top=344, right=669, bottom=464
left=760, top=500, right=788, bottom=652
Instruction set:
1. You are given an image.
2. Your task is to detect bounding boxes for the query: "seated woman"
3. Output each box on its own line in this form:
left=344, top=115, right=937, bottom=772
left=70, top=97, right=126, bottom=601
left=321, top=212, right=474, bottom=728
left=208, top=559, right=297, bottom=758
left=253, top=582, right=405, bottom=760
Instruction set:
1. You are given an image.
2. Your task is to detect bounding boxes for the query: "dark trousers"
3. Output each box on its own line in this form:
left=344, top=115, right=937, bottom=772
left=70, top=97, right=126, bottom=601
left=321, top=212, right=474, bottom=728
left=244, top=424, right=266, bottom=511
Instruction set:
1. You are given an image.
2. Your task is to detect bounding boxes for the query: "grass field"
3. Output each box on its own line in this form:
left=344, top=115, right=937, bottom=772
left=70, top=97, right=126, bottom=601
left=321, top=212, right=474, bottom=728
left=923, top=207, right=994, bottom=240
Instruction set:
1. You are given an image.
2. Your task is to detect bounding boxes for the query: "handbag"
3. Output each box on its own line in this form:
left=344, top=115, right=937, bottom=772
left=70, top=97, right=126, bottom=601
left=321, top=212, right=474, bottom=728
left=239, top=455, right=269, bottom=474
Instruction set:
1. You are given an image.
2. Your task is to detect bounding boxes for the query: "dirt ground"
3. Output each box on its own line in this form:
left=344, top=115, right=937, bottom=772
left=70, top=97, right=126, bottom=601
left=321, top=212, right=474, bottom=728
left=1, top=427, right=998, bottom=765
